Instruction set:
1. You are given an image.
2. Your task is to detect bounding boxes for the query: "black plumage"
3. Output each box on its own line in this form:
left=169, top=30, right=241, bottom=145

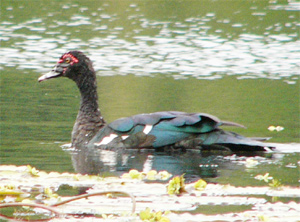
left=39, top=51, right=274, bottom=153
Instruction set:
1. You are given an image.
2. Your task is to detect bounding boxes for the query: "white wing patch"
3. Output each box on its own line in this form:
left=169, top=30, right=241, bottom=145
left=143, top=125, right=153, bottom=134
left=94, top=125, right=152, bottom=146
left=95, top=134, right=118, bottom=146
left=121, top=135, right=129, bottom=140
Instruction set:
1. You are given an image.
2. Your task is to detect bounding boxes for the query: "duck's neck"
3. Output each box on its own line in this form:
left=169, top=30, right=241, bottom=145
left=72, top=72, right=106, bottom=147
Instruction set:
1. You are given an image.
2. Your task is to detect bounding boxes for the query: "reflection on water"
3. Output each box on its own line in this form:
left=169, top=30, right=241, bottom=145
left=70, top=143, right=277, bottom=180
left=71, top=146, right=221, bottom=179
left=71, top=146, right=220, bottom=180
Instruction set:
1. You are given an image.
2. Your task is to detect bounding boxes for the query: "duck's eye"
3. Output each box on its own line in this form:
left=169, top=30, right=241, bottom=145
left=65, top=57, right=71, bottom=63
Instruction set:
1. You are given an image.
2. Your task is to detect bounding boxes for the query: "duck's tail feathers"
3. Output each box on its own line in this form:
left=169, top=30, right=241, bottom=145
left=221, top=121, right=246, bottom=128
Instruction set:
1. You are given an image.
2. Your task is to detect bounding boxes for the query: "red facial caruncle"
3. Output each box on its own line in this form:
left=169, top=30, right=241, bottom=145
left=58, top=53, right=79, bottom=65
left=57, top=53, right=79, bottom=74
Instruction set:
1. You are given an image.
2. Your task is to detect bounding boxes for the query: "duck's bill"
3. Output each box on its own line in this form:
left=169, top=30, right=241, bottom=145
left=38, top=70, right=60, bottom=82
left=38, top=65, right=65, bottom=82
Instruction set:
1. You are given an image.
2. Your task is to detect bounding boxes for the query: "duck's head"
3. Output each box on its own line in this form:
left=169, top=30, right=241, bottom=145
left=38, top=51, right=94, bottom=83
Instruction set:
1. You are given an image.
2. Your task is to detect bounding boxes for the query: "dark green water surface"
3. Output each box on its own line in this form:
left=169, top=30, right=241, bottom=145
left=1, top=0, right=299, bottom=188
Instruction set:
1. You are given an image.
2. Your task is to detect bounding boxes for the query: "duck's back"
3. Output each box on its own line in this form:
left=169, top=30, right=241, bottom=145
left=88, top=111, right=273, bottom=152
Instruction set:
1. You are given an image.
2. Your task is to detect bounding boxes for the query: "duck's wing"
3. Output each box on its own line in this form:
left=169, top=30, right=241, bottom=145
left=90, top=111, right=245, bottom=149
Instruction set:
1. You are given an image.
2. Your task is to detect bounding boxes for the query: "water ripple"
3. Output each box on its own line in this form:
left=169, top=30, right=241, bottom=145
left=1, top=33, right=299, bottom=81
left=1, top=1, right=299, bottom=81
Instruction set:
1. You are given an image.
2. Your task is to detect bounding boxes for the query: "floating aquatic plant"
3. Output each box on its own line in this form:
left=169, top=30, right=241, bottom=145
left=101, top=213, right=115, bottom=219
left=129, top=169, right=144, bottom=179
left=167, top=175, right=186, bottom=195
left=43, top=187, right=60, bottom=202
left=0, top=191, right=136, bottom=221
left=26, top=165, right=39, bottom=177
left=139, top=207, right=170, bottom=222
left=254, top=173, right=273, bottom=183
left=1, top=165, right=299, bottom=221
left=257, top=214, right=270, bottom=221
left=254, top=173, right=283, bottom=190
left=194, top=179, right=207, bottom=191
left=268, top=125, right=284, bottom=132
left=245, top=158, right=259, bottom=168
left=122, top=169, right=172, bottom=181
left=0, top=185, right=24, bottom=197
left=146, top=170, right=158, bottom=180
left=268, top=179, right=282, bottom=190
left=157, top=171, right=172, bottom=180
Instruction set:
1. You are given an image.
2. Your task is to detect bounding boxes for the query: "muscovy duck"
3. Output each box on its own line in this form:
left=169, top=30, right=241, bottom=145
left=38, top=51, right=274, bottom=152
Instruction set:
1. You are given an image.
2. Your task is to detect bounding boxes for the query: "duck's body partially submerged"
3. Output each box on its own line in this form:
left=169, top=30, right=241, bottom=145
left=39, top=51, right=274, bottom=153
left=89, top=111, right=273, bottom=152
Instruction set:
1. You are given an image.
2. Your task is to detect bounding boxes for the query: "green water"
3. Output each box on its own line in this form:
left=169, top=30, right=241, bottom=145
left=1, top=0, right=299, bottom=186
left=1, top=68, right=299, bottom=175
